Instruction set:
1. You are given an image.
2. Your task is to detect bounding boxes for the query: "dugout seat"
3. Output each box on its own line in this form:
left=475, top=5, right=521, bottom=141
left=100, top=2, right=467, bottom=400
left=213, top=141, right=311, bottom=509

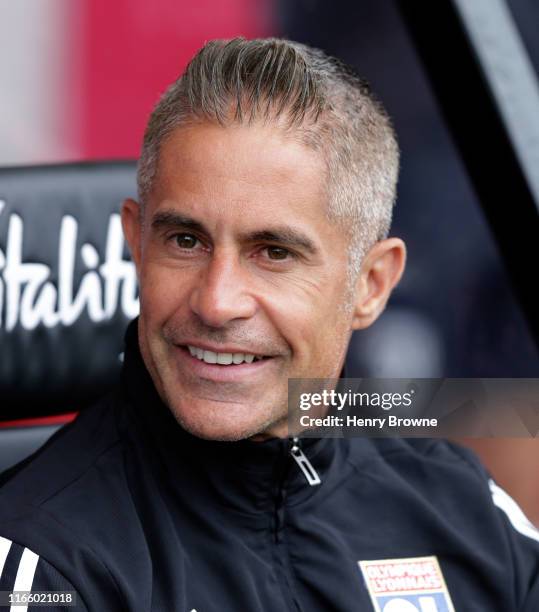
left=0, top=161, right=138, bottom=471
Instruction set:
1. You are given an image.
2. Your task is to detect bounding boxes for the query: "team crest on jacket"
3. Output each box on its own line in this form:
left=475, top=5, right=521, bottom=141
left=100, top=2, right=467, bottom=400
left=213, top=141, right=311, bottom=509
left=358, top=556, right=455, bottom=612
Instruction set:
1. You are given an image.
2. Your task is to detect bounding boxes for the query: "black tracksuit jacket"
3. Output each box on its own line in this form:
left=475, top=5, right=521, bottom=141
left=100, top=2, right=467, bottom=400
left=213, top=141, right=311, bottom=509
left=1, top=322, right=539, bottom=611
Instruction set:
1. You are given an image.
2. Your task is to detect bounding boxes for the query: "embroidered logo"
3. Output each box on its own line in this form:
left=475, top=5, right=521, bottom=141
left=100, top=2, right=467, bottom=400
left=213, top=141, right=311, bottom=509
left=358, top=556, right=455, bottom=612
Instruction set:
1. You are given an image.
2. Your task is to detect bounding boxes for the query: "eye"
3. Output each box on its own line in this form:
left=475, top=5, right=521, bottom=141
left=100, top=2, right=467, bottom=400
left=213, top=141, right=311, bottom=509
left=265, top=246, right=292, bottom=261
left=174, top=233, right=199, bottom=249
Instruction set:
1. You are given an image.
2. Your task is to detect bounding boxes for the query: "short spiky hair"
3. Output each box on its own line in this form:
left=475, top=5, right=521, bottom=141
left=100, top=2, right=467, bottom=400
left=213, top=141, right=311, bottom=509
left=137, top=37, right=399, bottom=275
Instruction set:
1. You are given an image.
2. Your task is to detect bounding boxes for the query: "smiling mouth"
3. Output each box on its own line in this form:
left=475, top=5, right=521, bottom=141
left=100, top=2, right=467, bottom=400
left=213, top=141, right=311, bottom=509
left=180, top=345, right=270, bottom=366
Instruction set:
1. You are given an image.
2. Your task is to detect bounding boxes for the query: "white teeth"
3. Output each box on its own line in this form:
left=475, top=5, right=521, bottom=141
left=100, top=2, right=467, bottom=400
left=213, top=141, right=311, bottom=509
left=216, top=353, right=233, bottom=365
left=187, top=345, right=263, bottom=365
left=204, top=350, right=217, bottom=364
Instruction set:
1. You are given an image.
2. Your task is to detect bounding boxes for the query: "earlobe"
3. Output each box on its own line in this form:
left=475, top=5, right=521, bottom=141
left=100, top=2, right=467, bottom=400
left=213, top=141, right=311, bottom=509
left=351, top=238, right=406, bottom=330
left=121, top=198, right=142, bottom=271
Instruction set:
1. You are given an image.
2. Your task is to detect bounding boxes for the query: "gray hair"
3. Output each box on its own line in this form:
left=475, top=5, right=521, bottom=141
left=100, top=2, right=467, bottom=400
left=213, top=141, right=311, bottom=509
left=137, top=37, right=399, bottom=276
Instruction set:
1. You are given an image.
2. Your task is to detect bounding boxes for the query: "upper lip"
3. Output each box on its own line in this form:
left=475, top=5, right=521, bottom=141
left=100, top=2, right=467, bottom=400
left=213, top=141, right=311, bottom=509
left=178, top=341, right=272, bottom=357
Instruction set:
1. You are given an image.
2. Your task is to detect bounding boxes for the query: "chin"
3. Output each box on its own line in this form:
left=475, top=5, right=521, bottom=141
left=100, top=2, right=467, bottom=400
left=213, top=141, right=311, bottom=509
left=166, top=398, right=278, bottom=442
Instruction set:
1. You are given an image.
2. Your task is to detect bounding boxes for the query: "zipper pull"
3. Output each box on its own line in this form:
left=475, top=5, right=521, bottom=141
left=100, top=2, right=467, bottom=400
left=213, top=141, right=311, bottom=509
left=289, top=437, right=321, bottom=486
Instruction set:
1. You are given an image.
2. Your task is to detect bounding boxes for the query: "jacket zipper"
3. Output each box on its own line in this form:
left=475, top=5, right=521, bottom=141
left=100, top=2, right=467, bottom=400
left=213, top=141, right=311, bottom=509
left=289, top=437, right=321, bottom=486
left=270, top=438, right=321, bottom=611
left=272, top=437, right=321, bottom=543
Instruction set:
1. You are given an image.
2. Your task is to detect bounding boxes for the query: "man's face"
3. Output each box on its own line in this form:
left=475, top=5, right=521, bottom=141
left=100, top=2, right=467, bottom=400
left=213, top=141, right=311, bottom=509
left=124, top=121, right=357, bottom=441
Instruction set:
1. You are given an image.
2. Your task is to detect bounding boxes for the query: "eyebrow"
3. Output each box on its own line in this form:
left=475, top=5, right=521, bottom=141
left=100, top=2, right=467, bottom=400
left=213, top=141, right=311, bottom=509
left=151, top=211, right=207, bottom=234
left=243, top=229, right=318, bottom=254
left=151, top=210, right=319, bottom=255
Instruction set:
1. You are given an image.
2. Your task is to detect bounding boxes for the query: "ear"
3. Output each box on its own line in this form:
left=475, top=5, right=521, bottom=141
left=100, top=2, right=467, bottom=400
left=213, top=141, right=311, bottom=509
left=121, top=198, right=143, bottom=272
left=351, top=238, right=406, bottom=330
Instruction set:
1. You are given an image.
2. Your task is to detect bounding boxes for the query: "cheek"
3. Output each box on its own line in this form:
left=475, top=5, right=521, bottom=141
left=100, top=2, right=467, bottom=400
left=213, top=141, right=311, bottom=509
left=139, top=264, right=192, bottom=324
left=258, top=275, right=350, bottom=356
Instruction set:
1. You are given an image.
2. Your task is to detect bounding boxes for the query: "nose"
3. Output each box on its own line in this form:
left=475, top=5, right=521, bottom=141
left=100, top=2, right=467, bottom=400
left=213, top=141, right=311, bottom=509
left=188, top=249, right=257, bottom=328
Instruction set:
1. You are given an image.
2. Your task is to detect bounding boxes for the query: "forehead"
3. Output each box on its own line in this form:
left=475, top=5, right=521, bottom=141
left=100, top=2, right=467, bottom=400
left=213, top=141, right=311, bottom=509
left=149, top=122, right=328, bottom=227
